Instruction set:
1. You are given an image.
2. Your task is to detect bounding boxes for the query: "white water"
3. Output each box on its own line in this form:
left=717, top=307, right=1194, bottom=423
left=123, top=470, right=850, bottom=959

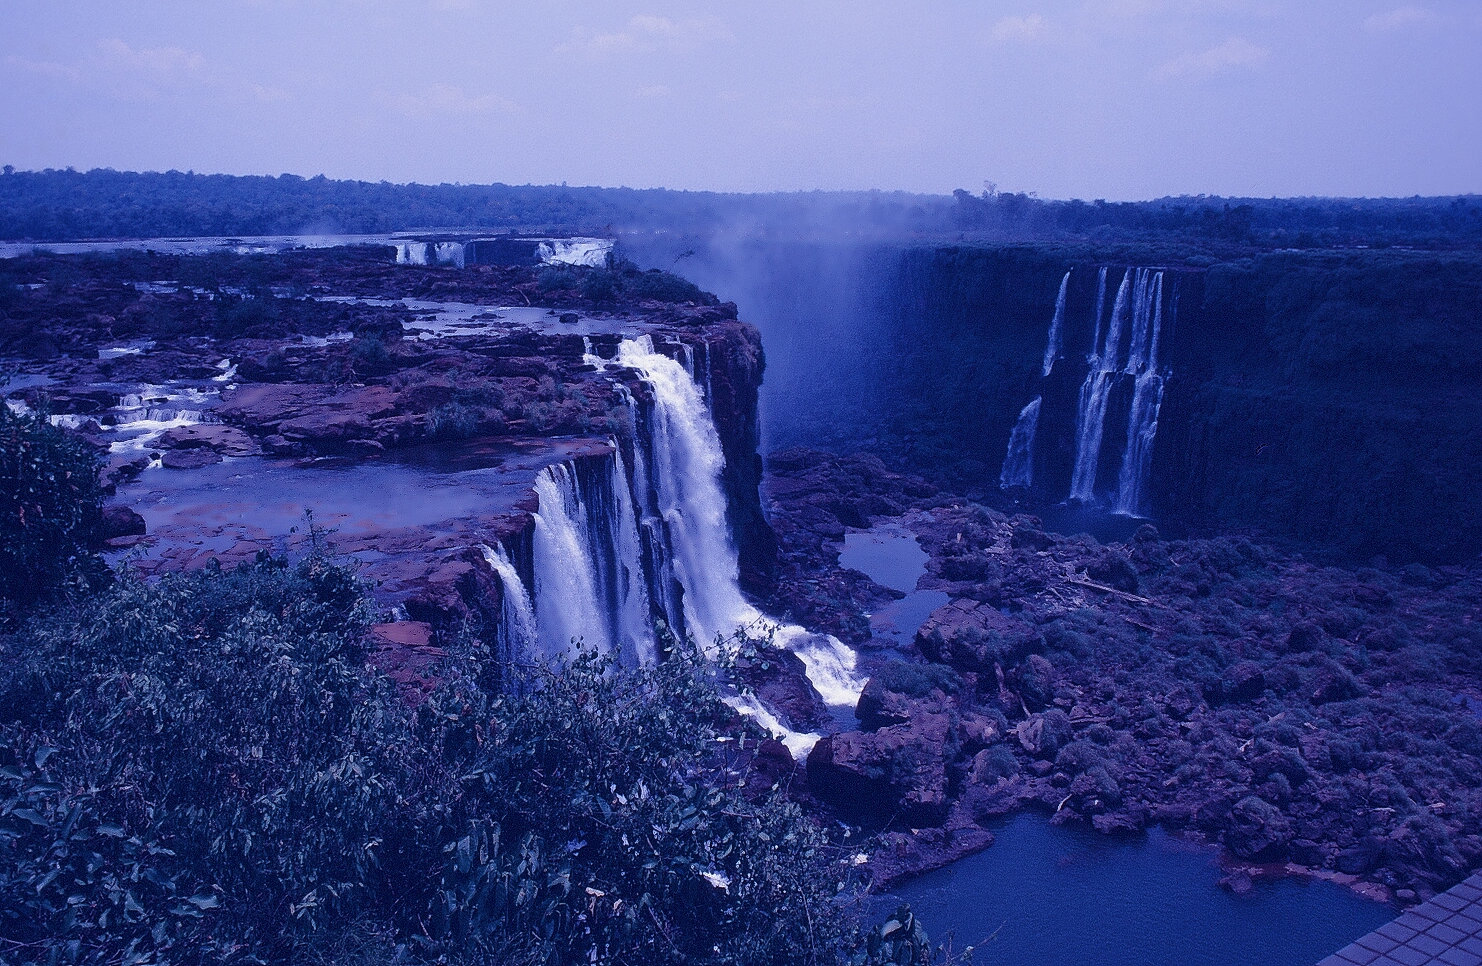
left=1000, top=396, right=1041, bottom=489
left=395, top=242, right=429, bottom=266
left=1069, top=269, right=1133, bottom=502
left=1042, top=271, right=1069, bottom=377
left=1114, top=272, right=1170, bottom=517
left=480, top=543, right=538, bottom=658
left=615, top=335, right=866, bottom=729
left=537, top=239, right=613, bottom=267
left=532, top=465, right=614, bottom=657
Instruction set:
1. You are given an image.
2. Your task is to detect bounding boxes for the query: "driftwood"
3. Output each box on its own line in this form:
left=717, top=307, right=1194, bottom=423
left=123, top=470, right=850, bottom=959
left=1064, top=577, right=1153, bottom=605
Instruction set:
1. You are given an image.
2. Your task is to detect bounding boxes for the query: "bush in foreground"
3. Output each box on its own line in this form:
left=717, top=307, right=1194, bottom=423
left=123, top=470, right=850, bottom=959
left=0, top=553, right=878, bottom=965
left=0, top=398, right=106, bottom=613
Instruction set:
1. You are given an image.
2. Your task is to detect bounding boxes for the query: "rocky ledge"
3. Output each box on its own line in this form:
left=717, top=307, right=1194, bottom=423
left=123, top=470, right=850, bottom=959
left=762, top=447, right=1482, bottom=903
left=0, top=246, right=770, bottom=639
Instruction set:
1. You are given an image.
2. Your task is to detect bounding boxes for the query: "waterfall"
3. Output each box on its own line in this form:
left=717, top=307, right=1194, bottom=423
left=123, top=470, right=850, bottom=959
left=395, top=242, right=429, bottom=265
left=1042, top=271, right=1070, bottom=377
left=434, top=242, right=466, bottom=268
left=617, top=336, right=754, bottom=648
left=1115, top=272, right=1170, bottom=516
left=532, top=465, right=612, bottom=657
left=615, top=335, right=865, bottom=725
left=480, top=544, right=537, bottom=659
left=1069, top=269, right=1133, bottom=502
left=999, top=397, right=1041, bottom=489
left=530, top=459, right=655, bottom=663
left=1000, top=269, right=1070, bottom=490
left=486, top=333, right=861, bottom=752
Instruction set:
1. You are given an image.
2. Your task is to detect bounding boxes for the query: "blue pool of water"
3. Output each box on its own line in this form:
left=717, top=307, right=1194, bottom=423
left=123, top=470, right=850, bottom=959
left=881, top=814, right=1392, bottom=966
left=839, top=520, right=949, bottom=645
left=841, top=523, right=928, bottom=593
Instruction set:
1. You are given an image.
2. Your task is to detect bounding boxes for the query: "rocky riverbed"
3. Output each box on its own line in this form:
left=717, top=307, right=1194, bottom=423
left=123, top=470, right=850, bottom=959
left=760, top=448, right=1482, bottom=905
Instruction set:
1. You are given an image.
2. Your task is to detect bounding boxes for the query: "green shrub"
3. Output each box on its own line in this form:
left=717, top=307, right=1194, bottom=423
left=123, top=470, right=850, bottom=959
left=0, top=553, right=870, bottom=964
left=427, top=402, right=478, bottom=440
left=629, top=269, right=710, bottom=304
left=0, top=400, right=106, bottom=611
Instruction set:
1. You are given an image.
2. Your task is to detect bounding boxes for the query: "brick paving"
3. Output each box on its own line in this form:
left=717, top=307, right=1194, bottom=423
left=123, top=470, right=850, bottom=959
left=1319, top=873, right=1482, bottom=966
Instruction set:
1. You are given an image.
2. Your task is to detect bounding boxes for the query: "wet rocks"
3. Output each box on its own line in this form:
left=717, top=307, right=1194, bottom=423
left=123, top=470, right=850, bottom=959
left=157, top=424, right=260, bottom=457
left=807, top=714, right=954, bottom=827
left=161, top=448, right=222, bottom=470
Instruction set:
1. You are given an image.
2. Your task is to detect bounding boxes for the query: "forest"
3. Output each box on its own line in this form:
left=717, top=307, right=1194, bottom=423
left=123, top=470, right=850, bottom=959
left=1, top=167, right=1479, bottom=252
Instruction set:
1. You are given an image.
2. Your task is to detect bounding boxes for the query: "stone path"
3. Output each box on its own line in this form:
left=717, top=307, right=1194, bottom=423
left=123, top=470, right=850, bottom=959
left=1319, top=873, right=1482, bottom=966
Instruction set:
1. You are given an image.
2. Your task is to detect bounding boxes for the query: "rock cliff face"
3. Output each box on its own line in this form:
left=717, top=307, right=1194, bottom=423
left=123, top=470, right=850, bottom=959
left=778, top=243, right=1482, bottom=563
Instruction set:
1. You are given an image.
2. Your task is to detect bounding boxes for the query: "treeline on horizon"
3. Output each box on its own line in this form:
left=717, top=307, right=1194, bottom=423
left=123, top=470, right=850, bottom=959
left=0, top=166, right=1479, bottom=250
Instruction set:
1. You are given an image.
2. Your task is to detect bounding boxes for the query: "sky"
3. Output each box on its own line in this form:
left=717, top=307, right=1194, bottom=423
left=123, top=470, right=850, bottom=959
left=1, top=1, right=1478, bottom=200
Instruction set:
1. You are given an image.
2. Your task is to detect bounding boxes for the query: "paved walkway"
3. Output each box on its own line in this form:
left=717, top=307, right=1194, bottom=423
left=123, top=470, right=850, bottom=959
left=1319, top=872, right=1482, bottom=966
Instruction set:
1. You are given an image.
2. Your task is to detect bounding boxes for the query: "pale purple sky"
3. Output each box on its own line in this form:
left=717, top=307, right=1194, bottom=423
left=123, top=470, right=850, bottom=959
left=1, top=1, right=1478, bottom=199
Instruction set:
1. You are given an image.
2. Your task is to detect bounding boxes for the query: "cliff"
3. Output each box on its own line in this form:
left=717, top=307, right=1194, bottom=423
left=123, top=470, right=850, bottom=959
left=795, top=243, right=1482, bottom=563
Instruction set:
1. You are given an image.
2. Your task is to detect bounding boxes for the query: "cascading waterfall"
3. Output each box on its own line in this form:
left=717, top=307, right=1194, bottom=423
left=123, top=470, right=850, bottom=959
left=488, top=333, right=862, bottom=753
left=1069, top=268, right=1134, bottom=502
left=616, top=336, right=755, bottom=649
left=1000, top=270, right=1072, bottom=490
left=1042, top=271, right=1070, bottom=377
left=615, top=336, right=865, bottom=729
left=532, top=465, right=611, bottom=657
left=530, top=460, right=655, bottom=664
left=394, top=242, right=429, bottom=265
left=999, top=397, right=1041, bottom=489
left=1115, top=272, right=1171, bottom=517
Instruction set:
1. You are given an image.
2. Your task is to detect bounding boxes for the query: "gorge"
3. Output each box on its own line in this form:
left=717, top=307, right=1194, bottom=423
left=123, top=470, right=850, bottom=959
left=5, top=232, right=1482, bottom=963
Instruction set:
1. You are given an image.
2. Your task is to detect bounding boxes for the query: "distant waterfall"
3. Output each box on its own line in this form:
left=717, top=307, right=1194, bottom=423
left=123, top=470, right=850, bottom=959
left=1000, top=269, right=1070, bottom=490
left=1000, top=397, right=1041, bottom=489
left=1069, top=269, right=1134, bottom=502
left=1042, top=271, right=1070, bottom=377
left=395, top=242, right=429, bottom=265
left=1067, top=266, right=1170, bottom=508
left=1115, top=271, right=1170, bottom=517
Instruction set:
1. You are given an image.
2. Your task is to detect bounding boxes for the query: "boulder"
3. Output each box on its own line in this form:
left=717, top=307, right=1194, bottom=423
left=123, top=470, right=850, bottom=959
left=99, top=504, right=146, bottom=540
left=161, top=448, right=223, bottom=470
left=732, top=644, right=829, bottom=733
left=806, top=714, right=954, bottom=826
left=916, top=598, right=1041, bottom=672
left=157, top=423, right=260, bottom=457
left=1015, top=709, right=1072, bottom=759
left=1213, top=661, right=1266, bottom=704
left=1223, top=795, right=1293, bottom=860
